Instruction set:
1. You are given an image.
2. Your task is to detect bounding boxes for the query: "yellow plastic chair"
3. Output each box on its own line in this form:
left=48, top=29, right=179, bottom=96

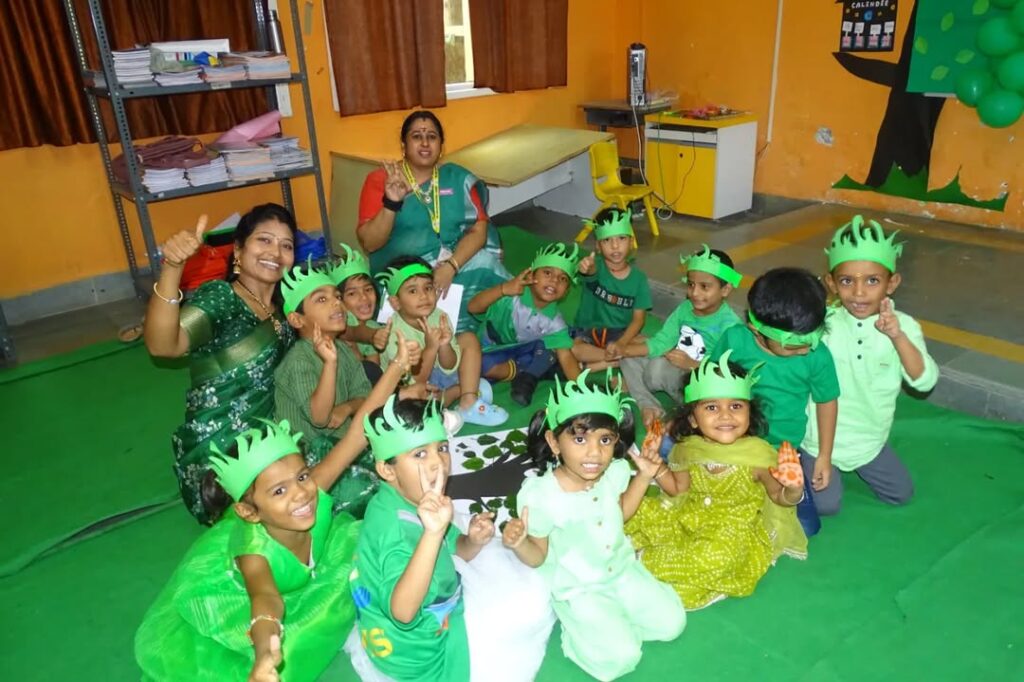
left=576, top=141, right=660, bottom=243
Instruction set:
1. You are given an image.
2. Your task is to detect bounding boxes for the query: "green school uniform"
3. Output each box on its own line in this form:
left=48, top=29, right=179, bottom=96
left=576, top=258, right=652, bottom=330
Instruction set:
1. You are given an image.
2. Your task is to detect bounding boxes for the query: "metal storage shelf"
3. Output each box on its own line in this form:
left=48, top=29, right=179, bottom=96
left=82, top=71, right=305, bottom=98
left=113, top=166, right=316, bottom=203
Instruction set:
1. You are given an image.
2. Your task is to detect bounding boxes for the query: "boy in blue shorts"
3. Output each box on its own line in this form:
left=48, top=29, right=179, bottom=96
left=468, top=242, right=582, bottom=406
left=709, top=267, right=839, bottom=536
left=802, top=216, right=938, bottom=514
left=571, top=208, right=653, bottom=369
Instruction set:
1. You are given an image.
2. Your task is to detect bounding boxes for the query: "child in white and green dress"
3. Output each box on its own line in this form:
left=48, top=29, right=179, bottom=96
left=626, top=352, right=808, bottom=610
left=503, top=370, right=686, bottom=681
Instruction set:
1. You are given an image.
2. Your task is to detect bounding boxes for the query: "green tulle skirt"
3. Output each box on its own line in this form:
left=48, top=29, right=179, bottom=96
left=135, top=511, right=360, bottom=681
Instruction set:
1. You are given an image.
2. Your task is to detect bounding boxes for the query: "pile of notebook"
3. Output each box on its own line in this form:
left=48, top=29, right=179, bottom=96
left=259, top=136, right=313, bottom=171
left=186, top=157, right=230, bottom=186
left=222, top=52, right=291, bottom=80
left=202, top=64, right=247, bottom=84
left=154, top=67, right=204, bottom=87
left=141, top=168, right=189, bottom=192
left=112, top=49, right=154, bottom=84
left=211, top=143, right=276, bottom=182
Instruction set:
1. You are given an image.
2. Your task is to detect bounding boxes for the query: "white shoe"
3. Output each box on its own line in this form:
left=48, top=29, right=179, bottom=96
left=443, top=409, right=464, bottom=438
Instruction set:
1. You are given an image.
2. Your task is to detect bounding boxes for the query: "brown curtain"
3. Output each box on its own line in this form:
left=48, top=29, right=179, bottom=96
left=323, top=0, right=446, bottom=117
left=469, top=0, right=567, bottom=93
left=0, top=0, right=265, bottom=151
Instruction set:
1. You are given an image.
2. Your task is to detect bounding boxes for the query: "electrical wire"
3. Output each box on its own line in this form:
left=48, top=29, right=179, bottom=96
left=632, top=102, right=696, bottom=221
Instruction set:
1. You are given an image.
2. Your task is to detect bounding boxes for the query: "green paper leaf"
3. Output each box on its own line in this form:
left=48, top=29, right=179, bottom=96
left=955, top=49, right=977, bottom=65
left=915, top=37, right=929, bottom=55
left=476, top=434, right=498, bottom=445
left=941, top=13, right=955, bottom=32
left=505, top=494, right=518, bottom=513
left=973, top=0, right=990, bottom=16
left=469, top=502, right=484, bottom=514
left=486, top=498, right=503, bottom=510
left=463, top=457, right=484, bottom=471
left=482, top=445, right=503, bottom=459
left=931, top=65, right=951, bottom=81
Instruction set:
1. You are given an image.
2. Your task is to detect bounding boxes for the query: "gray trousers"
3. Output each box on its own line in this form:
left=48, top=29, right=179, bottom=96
left=620, top=356, right=688, bottom=411
left=800, top=443, right=914, bottom=516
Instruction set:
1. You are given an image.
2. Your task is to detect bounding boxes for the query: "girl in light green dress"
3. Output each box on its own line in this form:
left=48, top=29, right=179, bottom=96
left=626, top=351, right=808, bottom=610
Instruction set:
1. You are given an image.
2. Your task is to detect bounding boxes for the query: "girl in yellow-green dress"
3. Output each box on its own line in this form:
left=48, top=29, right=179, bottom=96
left=625, top=351, right=808, bottom=610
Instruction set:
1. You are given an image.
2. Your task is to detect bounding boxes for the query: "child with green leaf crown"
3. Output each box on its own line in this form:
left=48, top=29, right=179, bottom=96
left=502, top=370, right=686, bottom=681
left=468, top=241, right=583, bottom=407
left=345, top=396, right=554, bottom=682
left=626, top=352, right=808, bottom=610
left=329, top=242, right=389, bottom=383
left=570, top=208, right=653, bottom=370
left=135, top=332, right=420, bottom=682
left=801, top=216, right=938, bottom=515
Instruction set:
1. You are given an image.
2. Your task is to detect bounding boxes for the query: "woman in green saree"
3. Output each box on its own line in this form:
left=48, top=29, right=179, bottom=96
left=357, top=110, right=511, bottom=333
left=144, top=204, right=297, bottom=525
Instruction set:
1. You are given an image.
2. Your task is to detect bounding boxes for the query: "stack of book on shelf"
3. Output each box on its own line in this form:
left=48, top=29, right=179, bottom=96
left=223, top=52, right=291, bottom=79
left=211, top=142, right=276, bottom=182
left=202, top=64, right=248, bottom=84
left=186, top=157, right=230, bottom=186
left=142, top=168, right=189, bottom=192
left=112, top=48, right=154, bottom=84
left=150, top=39, right=229, bottom=87
left=154, top=68, right=204, bottom=86
left=259, top=136, right=313, bottom=170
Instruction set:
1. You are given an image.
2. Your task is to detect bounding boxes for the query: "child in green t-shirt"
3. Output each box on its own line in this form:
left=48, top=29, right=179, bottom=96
left=330, top=243, right=388, bottom=384
left=468, top=242, right=582, bottom=406
left=273, top=260, right=375, bottom=517
left=709, top=267, right=840, bottom=537
left=571, top=208, right=653, bottom=370
left=619, top=246, right=742, bottom=427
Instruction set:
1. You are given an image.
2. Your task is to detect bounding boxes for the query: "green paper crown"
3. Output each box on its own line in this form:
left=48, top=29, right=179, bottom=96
left=589, top=208, right=634, bottom=241
left=281, top=256, right=337, bottom=315
left=825, top=215, right=904, bottom=272
left=328, top=243, right=371, bottom=286
left=683, top=350, right=761, bottom=403
left=209, top=419, right=304, bottom=500
left=531, top=242, right=581, bottom=281
left=364, top=395, right=448, bottom=462
left=545, top=368, right=633, bottom=429
left=377, top=263, right=433, bottom=296
left=681, top=245, right=742, bottom=288
left=748, top=310, right=823, bottom=349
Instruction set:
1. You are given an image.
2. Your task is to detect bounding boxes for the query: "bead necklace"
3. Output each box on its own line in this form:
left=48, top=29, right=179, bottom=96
left=402, top=161, right=441, bottom=234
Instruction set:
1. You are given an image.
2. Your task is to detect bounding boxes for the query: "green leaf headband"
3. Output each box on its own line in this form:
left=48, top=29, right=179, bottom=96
left=328, top=242, right=371, bottom=286
left=545, top=368, right=634, bottom=430
left=587, top=208, right=634, bottom=241
left=531, top=242, right=581, bottom=282
left=377, top=263, right=433, bottom=297
left=281, top=256, right=338, bottom=315
left=209, top=419, right=304, bottom=500
left=681, top=244, right=742, bottom=288
left=364, top=395, right=448, bottom=462
left=825, top=215, right=904, bottom=272
left=747, top=310, right=824, bottom=349
left=683, top=349, right=761, bottom=403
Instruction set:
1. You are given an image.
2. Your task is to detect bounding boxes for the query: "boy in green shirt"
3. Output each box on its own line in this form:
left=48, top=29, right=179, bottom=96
left=709, top=267, right=840, bottom=537
left=468, top=242, right=582, bottom=406
left=571, top=208, right=652, bottom=369
left=273, top=260, right=374, bottom=516
left=619, top=246, right=742, bottom=427
left=802, top=216, right=938, bottom=514
left=330, top=242, right=388, bottom=384
left=348, top=397, right=496, bottom=682
left=379, top=255, right=508, bottom=427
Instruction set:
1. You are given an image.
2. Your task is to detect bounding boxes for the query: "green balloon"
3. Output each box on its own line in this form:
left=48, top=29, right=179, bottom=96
left=977, top=88, right=1024, bottom=127
left=990, top=0, right=1019, bottom=9
left=956, top=69, right=995, bottom=106
left=977, top=17, right=1022, bottom=57
left=997, top=51, right=1024, bottom=90
left=1012, top=3, right=1024, bottom=35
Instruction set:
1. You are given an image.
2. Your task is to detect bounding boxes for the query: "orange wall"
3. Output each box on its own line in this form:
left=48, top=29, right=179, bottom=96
left=0, top=0, right=627, bottom=298
left=638, top=0, right=1024, bottom=230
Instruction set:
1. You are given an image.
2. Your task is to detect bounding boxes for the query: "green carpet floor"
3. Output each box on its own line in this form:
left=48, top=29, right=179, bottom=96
left=2, top=226, right=1022, bottom=680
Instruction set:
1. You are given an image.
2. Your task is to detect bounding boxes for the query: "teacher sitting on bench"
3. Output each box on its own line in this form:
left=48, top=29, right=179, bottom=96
left=356, top=110, right=510, bottom=332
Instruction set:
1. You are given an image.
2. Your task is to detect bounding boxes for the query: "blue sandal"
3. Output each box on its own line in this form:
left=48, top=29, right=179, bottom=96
left=460, top=397, right=509, bottom=427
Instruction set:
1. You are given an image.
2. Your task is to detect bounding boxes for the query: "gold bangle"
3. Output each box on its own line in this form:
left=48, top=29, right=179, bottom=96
left=152, top=282, right=183, bottom=305
left=448, top=255, right=461, bottom=272
left=654, top=465, right=670, bottom=480
left=248, top=614, right=283, bottom=643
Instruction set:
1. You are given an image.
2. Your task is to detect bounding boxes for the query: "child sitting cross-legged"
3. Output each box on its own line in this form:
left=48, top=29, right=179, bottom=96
left=619, top=245, right=742, bottom=428
left=570, top=208, right=653, bottom=371
left=378, top=255, right=508, bottom=427
left=625, top=352, right=807, bottom=610
left=468, top=242, right=582, bottom=406
left=801, top=216, right=939, bottom=514
left=135, top=335, right=418, bottom=682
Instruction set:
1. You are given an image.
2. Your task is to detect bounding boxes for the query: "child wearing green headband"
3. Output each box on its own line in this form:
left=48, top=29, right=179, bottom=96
left=331, top=242, right=389, bottom=383
left=801, top=216, right=938, bottom=515
left=135, top=336, right=417, bottom=682
left=503, top=370, right=686, bottom=680
left=571, top=208, right=653, bottom=370
left=273, top=260, right=377, bottom=517
left=709, top=267, right=840, bottom=537
left=468, top=241, right=583, bottom=406
left=619, top=245, right=742, bottom=427
left=626, top=352, right=807, bottom=610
